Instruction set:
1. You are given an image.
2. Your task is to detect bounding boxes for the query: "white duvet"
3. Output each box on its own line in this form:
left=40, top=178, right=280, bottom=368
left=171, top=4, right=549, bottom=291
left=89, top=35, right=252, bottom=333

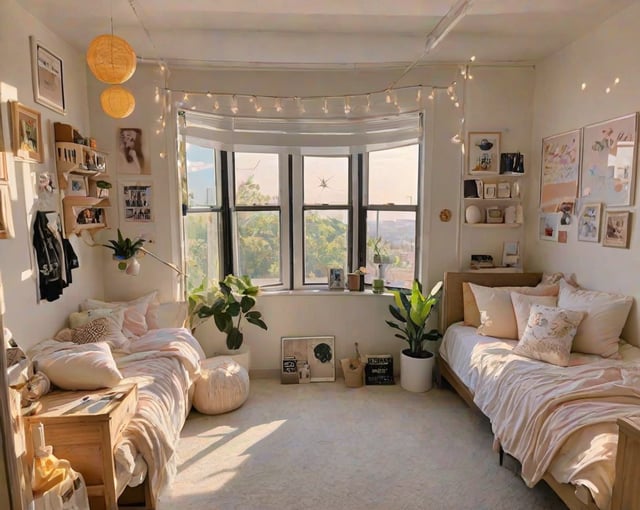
left=440, top=323, right=640, bottom=510
left=113, top=328, right=205, bottom=499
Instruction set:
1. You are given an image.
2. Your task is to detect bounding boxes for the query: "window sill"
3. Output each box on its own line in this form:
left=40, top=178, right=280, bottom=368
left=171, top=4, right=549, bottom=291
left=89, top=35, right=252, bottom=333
left=261, top=289, right=393, bottom=297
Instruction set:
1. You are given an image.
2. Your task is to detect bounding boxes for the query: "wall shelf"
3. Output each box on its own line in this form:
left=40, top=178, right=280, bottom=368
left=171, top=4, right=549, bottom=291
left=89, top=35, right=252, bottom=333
left=463, top=222, right=522, bottom=229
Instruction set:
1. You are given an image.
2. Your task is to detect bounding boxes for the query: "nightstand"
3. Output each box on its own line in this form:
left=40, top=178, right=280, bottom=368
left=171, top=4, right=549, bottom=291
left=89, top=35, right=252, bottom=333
left=611, top=416, right=640, bottom=510
left=24, top=383, right=137, bottom=510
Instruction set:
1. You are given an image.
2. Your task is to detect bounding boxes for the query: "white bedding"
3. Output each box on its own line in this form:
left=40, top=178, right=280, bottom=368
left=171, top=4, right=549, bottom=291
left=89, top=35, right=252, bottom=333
left=440, top=323, right=640, bottom=510
left=113, top=327, right=205, bottom=500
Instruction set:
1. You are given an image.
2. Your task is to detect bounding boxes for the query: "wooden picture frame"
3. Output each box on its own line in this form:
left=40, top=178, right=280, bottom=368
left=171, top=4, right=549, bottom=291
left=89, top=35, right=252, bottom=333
left=281, top=336, right=336, bottom=382
left=577, top=202, right=602, bottom=243
left=0, top=153, right=7, bottom=182
left=540, top=129, right=581, bottom=212
left=11, top=102, right=43, bottom=163
left=468, top=132, right=501, bottom=174
left=0, top=185, right=12, bottom=239
left=66, top=176, right=87, bottom=197
left=580, top=113, right=638, bottom=207
left=603, top=210, right=631, bottom=248
left=72, top=206, right=106, bottom=229
left=30, top=36, right=66, bottom=114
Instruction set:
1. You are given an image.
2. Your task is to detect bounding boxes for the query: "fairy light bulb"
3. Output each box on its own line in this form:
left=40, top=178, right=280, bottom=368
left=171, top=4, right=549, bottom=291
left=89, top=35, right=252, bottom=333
left=155, top=128, right=161, bottom=135
left=606, top=87, right=611, bottom=94
left=249, top=96, right=255, bottom=104
left=454, top=101, right=460, bottom=108
left=154, top=86, right=160, bottom=103
left=365, top=94, right=371, bottom=113
left=206, top=92, right=212, bottom=98
left=416, top=87, right=422, bottom=104
left=213, top=96, right=220, bottom=110
left=470, top=55, right=476, bottom=62
left=428, top=89, right=435, bottom=100
left=614, top=77, right=620, bottom=85
left=344, top=97, right=351, bottom=114
left=183, top=93, right=189, bottom=102
left=159, top=151, right=166, bottom=158
left=230, top=95, right=239, bottom=114
left=322, top=98, right=329, bottom=114
left=385, top=89, right=392, bottom=104
left=253, top=96, right=262, bottom=113
left=275, top=98, right=283, bottom=113
left=296, top=97, right=305, bottom=114
left=581, top=83, right=587, bottom=91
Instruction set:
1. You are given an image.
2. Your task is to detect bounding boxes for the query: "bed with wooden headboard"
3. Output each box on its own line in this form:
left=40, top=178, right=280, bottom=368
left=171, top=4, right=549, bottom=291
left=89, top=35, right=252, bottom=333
left=437, top=271, right=629, bottom=510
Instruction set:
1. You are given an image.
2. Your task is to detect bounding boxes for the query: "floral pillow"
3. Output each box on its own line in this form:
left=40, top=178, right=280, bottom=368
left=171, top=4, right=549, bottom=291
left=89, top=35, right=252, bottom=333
left=55, top=316, right=129, bottom=351
left=513, top=304, right=584, bottom=367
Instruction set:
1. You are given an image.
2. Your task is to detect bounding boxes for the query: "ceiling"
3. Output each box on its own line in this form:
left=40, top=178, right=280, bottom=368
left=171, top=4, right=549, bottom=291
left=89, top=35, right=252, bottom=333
left=17, top=0, right=633, bottom=68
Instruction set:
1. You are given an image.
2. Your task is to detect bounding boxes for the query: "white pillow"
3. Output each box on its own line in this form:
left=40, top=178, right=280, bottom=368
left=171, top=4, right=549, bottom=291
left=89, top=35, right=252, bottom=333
left=146, top=302, right=187, bottom=330
left=468, top=283, right=559, bottom=339
left=513, top=305, right=584, bottom=367
left=510, top=292, right=558, bottom=340
left=28, top=340, right=123, bottom=390
left=69, top=307, right=125, bottom=329
left=81, top=291, right=158, bottom=338
left=557, top=280, right=633, bottom=357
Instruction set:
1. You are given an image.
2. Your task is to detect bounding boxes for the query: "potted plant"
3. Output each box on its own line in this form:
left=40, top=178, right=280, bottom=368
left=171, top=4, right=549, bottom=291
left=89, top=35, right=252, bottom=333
left=95, top=180, right=112, bottom=198
left=386, top=279, right=443, bottom=392
left=369, top=237, right=392, bottom=293
left=188, top=274, right=268, bottom=369
left=102, top=229, right=144, bottom=274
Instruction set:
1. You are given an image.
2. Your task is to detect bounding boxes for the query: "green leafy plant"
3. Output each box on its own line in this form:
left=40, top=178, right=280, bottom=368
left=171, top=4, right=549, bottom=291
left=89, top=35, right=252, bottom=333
left=386, top=279, right=443, bottom=357
left=95, top=180, right=112, bottom=190
left=188, top=274, right=268, bottom=350
left=368, top=236, right=391, bottom=264
left=102, top=229, right=145, bottom=269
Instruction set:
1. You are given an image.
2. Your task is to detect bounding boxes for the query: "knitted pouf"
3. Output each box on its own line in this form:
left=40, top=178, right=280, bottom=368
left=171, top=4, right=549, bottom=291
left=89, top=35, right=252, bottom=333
left=193, top=357, right=250, bottom=415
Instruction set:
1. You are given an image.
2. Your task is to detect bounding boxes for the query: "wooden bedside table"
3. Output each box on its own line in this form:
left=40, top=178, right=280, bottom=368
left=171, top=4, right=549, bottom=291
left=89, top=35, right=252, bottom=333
left=611, top=416, right=640, bottom=510
left=24, top=383, right=137, bottom=510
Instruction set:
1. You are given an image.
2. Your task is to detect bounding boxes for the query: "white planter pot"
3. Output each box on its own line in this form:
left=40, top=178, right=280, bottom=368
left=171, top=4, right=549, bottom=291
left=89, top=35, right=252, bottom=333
left=400, top=349, right=434, bottom=392
left=215, top=346, right=251, bottom=372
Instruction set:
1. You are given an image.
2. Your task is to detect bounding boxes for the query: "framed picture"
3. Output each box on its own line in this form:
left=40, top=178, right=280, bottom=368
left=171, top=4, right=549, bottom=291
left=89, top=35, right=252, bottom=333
left=540, top=130, right=581, bottom=212
left=539, top=212, right=560, bottom=242
left=502, top=241, right=520, bottom=267
left=577, top=202, right=602, bottom=242
left=72, top=206, right=105, bottom=229
left=484, top=183, right=497, bottom=199
left=581, top=113, right=638, bottom=207
left=282, top=336, right=335, bottom=382
left=497, top=182, right=511, bottom=198
left=328, top=267, right=344, bottom=290
left=0, top=185, right=13, bottom=239
left=121, top=182, right=152, bottom=223
left=30, top=36, right=66, bottom=114
left=603, top=210, right=631, bottom=248
left=118, top=128, right=149, bottom=175
left=468, top=132, right=501, bottom=174
left=67, top=176, right=87, bottom=196
left=0, top=153, right=7, bottom=182
left=11, top=102, right=43, bottom=163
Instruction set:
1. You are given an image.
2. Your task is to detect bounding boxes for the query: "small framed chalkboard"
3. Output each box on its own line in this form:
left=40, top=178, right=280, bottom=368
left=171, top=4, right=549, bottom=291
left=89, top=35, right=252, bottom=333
left=281, top=356, right=299, bottom=384
left=364, top=355, right=394, bottom=385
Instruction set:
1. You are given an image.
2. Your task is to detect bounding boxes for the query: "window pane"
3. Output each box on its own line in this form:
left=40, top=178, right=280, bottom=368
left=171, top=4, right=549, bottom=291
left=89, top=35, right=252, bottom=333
left=235, top=153, right=279, bottom=205
left=304, top=209, right=348, bottom=284
left=186, top=142, right=216, bottom=208
left=368, top=144, right=419, bottom=205
left=236, top=211, right=281, bottom=285
left=303, top=156, right=349, bottom=205
left=366, top=210, right=416, bottom=289
left=184, top=212, right=220, bottom=292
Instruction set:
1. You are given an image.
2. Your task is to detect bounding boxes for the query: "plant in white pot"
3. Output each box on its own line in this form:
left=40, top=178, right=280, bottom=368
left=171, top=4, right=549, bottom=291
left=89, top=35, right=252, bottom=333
left=102, top=229, right=144, bottom=275
left=188, top=274, right=268, bottom=370
left=386, top=279, right=443, bottom=392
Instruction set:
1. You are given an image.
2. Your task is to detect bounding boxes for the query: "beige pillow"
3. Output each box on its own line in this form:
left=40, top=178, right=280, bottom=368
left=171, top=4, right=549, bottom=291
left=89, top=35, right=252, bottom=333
left=557, top=280, right=633, bottom=357
left=513, top=305, right=584, bottom=366
left=147, top=302, right=188, bottom=330
left=468, top=282, right=559, bottom=339
left=462, top=282, right=482, bottom=326
left=511, top=292, right=558, bottom=339
left=55, top=317, right=129, bottom=351
left=28, top=340, right=123, bottom=390
left=81, top=291, right=158, bottom=338
left=69, top=308, right=125, bottom=329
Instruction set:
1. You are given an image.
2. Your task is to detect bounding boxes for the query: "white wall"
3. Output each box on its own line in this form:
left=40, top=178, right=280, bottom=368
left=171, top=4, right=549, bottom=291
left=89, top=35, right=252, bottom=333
left=87, top=64, right=534, bottom=370
left=528, top=2, right=640, bottom=345
left=0, top=0, right=104, bottom=351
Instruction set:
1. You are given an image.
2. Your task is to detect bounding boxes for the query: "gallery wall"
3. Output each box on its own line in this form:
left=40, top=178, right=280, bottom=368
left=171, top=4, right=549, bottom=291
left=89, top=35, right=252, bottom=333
left=528, top=1, right=640, bottom=345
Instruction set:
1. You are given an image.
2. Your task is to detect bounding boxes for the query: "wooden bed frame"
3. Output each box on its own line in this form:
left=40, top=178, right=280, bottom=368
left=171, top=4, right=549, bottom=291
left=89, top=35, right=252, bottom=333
left=437, top=271, right=602, bottom=510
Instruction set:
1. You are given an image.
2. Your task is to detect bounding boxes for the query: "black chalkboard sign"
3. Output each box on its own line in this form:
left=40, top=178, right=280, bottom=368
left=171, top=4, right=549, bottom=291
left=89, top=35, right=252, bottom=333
left=364, top=355, right=394, bottom=385
left=281, top=356, right=299, bottom=384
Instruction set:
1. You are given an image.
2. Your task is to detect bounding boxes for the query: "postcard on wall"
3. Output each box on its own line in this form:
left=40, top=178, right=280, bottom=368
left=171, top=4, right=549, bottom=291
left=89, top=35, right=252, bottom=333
left=539, top=212, right=560, bottom=242
left=118, top=128, right=150, bottom=175
left=603, top=210, right=631, bottom=248
left=540, top=129, right=580, bottom=212
left=577, top=202, right=601, bottom=243
left=121, top=182, right=152, bottom=223
left=580, top=113, right=638, bottom=207
left=468, top=132, right=501, bottom=174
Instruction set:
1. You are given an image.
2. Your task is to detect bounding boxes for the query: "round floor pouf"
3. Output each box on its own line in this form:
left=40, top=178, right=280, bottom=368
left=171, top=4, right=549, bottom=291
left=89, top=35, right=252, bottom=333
left=193, top=356, right=250, bottom=415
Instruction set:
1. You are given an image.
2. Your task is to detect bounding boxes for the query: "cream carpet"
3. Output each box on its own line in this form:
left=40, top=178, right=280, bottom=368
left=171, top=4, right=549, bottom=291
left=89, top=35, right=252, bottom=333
left=157, top=379, right=565, bottom=510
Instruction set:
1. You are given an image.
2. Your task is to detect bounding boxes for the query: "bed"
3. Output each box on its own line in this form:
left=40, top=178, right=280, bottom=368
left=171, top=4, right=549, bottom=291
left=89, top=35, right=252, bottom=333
left=437, top=271, right=640, bottom=510
left=25, top=296, right=205, bottom=509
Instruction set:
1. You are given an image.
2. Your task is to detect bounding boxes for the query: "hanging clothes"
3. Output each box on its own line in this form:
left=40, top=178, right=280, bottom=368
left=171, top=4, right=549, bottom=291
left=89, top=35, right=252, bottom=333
left=32, top=211, right=71, bottom=302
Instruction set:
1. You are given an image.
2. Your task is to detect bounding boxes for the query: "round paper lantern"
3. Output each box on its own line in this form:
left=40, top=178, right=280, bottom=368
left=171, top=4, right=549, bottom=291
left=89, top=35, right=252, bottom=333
left=100, top=85, right=135, bottom=118
left=86, top=34, right=137, bottom=84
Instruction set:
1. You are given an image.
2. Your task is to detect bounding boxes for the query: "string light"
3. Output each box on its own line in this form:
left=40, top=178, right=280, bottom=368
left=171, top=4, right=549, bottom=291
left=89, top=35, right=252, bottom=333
left=581, top=83, right=587, bottom=91
left=275, top=98, right=283, bottom=113
left=183, top=93, right=189, bottom=102
left=213, top=96, right=220, bottom=110
left=614, top=77, right=620, bottom=85
left=344, top=97, right=351, bottom=115
left=385, top=89, right=392, bottom=104
left=322, top=98, right=329, bottom=114
left=296, top=97, right=305, bottom=114
left=365, top=94, right=371, bottom=112
left=605, top=87, right=611, bottom=94
left=253, top=96, right=263, bottom=113
left=470, top=55, right=476, bottom=62
left=206, top=92, right=212, bottom=98
left=230, top=95, right=239, bottom=114
left=428, top=88, right=435, bottom=100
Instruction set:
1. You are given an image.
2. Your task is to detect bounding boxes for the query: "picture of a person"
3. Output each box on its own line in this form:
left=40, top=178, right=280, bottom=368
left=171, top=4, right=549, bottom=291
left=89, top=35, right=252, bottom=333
left=118, top=128, right=147, bottom=174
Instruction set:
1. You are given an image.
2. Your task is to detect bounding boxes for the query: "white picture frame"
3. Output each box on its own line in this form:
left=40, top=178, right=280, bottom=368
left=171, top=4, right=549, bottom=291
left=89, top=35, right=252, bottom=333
left=468, top=132, right=501, bottom=174
left=281, top=336, right=335, bottom=382
left=539, top=212, right=560, bottom=242
left=577, top=202, right=602, bottom=243
left=66, top=176, right=87, bottom=196
left=121, top=182, right=153, bottom=223
left=30, top=36, right=66, bottom=115
left=328, top=267, right=345, bottom=290
left=497, top=182, right=511, bottom=198
left=484, top=183, right=497, bottom=199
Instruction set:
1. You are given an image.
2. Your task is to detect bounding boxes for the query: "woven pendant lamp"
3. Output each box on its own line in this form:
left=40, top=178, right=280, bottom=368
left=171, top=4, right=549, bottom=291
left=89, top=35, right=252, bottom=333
left=86, top=34, right=137, bottom=84
left=100, top=85, right=135, bottom=118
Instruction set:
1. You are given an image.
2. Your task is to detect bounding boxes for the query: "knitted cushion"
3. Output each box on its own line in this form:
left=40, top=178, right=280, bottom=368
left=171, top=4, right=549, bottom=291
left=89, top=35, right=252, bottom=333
left=193, top=357, right=250, bottom=415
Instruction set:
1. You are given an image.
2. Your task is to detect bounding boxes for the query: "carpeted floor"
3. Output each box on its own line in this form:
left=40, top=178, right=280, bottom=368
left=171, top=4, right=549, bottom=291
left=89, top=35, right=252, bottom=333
left=157, top=379, right=566, bottom=510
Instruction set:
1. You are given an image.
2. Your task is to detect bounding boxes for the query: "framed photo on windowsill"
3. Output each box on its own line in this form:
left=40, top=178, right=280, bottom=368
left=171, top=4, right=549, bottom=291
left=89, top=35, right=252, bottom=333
left=328, top=267, right=345, bottom=290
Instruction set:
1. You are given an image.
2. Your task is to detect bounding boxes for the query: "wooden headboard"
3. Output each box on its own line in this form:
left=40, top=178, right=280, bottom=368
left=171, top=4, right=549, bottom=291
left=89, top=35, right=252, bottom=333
left=440, top=272, right=543, bottom=332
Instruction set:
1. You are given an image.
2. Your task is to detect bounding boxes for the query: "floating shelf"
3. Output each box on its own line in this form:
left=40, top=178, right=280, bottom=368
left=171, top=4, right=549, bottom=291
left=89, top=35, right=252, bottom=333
left=463, top=223, right=522, bottom=228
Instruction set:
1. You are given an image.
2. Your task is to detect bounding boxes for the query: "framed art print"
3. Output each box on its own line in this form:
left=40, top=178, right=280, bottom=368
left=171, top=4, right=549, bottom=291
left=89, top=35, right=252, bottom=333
left=577, top=202, right=601, bottom=242
left=281, top=336, right=335, bottom=382
left=30, top=36, right=66, bottom=114
left=540, top=129, right=580, bottom=212
left=328, top=267, right=345, bottom=290
left=539, top=212, right=560, bottom=242
left=580, top=113, right=638, bottom=207
left=468, top=132, right=501, bottom=174
left=603, top=210, right=631, bottom=248
left=11, top=102, right=43, bottom=163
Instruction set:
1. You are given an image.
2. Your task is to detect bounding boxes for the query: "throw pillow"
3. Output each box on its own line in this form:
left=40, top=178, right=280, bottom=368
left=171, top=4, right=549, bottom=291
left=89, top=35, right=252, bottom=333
left=557, top=280, right=633, bottom=357
left=468, top=282, right=559, bottom=339
left=81, top=291, right=159, bottom=338
left=69, top=307, right=125, bottom=329
left=146, top=302, right=188, bottom=329
left=28, top=340, right=123, bottom=390
left=55, top=316, right=129, bottom=351
left=513, top=304, right=584, bottom=366
left=511, top=292, right=558, bottom=339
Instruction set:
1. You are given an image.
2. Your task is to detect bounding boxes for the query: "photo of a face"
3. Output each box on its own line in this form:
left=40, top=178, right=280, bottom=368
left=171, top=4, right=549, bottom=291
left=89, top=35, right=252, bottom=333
left=118, top=128, right=148, bottom=174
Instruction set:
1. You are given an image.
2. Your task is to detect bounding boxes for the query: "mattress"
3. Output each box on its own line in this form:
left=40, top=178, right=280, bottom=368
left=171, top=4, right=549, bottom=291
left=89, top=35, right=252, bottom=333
left=440, top=322, right=640, bottom=510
